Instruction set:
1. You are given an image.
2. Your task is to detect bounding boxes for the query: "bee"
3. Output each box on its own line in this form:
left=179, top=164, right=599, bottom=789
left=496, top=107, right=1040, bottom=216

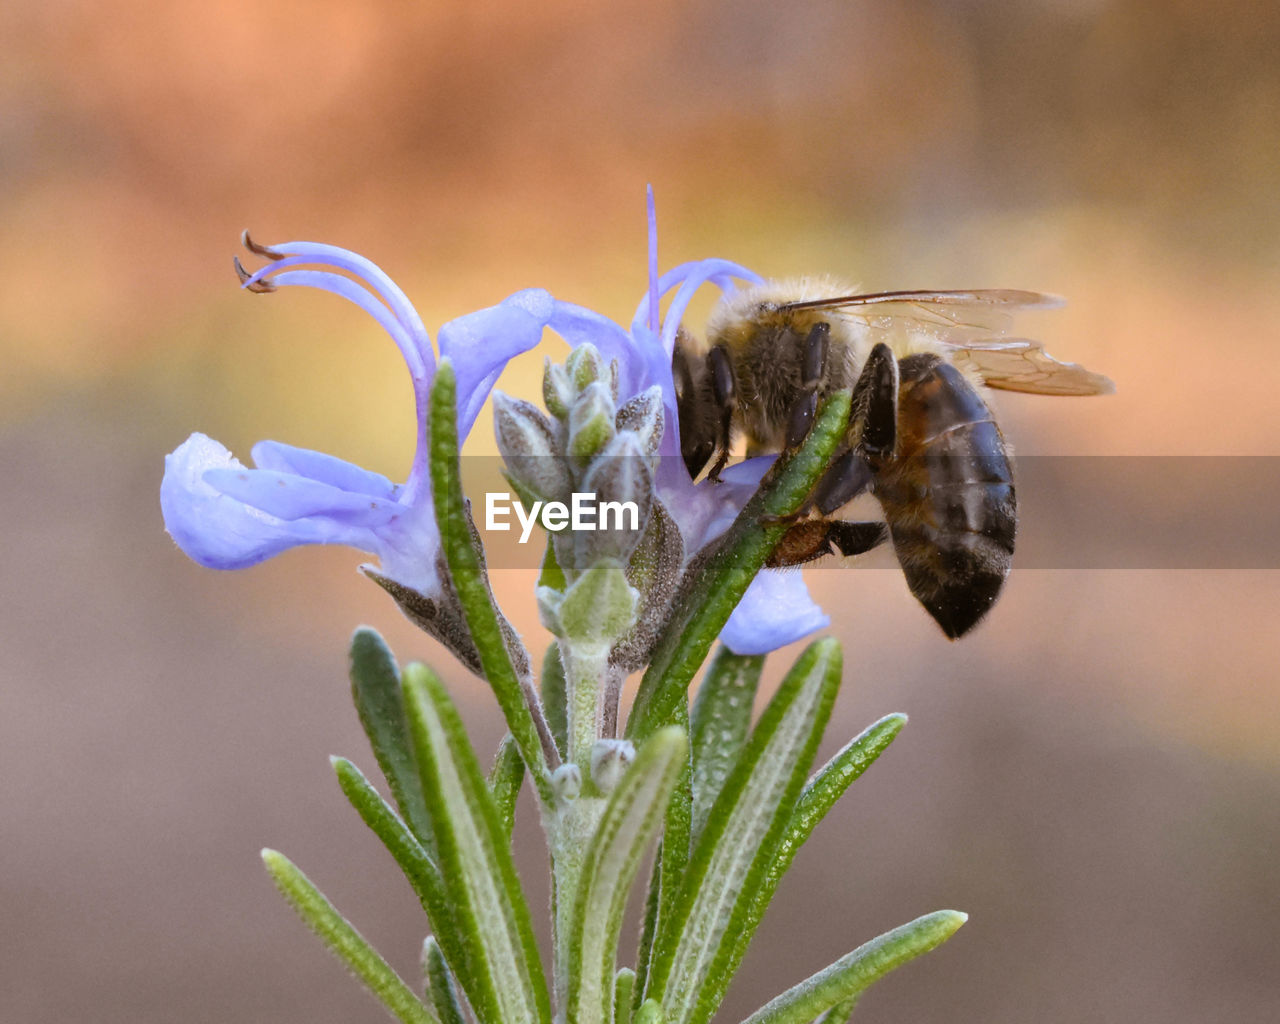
left=672, top=278, right=1114, bottom=638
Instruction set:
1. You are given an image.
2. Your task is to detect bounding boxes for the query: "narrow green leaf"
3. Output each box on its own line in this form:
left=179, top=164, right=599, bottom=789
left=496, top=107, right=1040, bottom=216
left=632, top=848, right=662, bottom=1011
left=626, top=391, right=852, bottom=742
left=430, top=361, right=554, bottom=802
left=736, top=911, right=967, bottom=1024
left=766, top=714, right=907, bottom=898
left=349, top=628, right=434, bottom=853
left=614, top=968, right=637, bottom=1024
left=634, top=999, right=664, bottom=1024
left=689, top=646, right=765, bottom=843
left=488, top=734, right=526, bottom=839
left=541, top=643, right=569, bottom=760
left=331, top=758, right=474, bottom=990
left=721, top=714, right=908, bottom=981
left=646, top=640, right=842, bottom=1024
left=813, top=996, right=857, bottom=1024
left=261, top=849, right=439, bottom=1024
left=566, top=727, right=687, bottom=1024
left=404, top=664, right=551, bottom=1024
left=423, top=936, right=468, bottom=1024
left=656, top=699, right=692, bottom=974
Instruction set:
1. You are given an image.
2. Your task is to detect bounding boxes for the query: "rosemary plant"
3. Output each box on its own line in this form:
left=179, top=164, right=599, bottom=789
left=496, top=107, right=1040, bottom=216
left=161, top=213, right=964, bottom=1024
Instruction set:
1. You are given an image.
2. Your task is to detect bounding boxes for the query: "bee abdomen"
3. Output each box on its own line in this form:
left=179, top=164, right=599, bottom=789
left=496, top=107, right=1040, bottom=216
left=875, top=357, right=1017, bottom=639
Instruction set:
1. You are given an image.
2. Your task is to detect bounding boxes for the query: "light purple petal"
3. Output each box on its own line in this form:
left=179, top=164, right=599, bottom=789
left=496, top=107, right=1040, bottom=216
left=439, top=288, right=555, bottom=437
left=202, top=467, right=404, bottom=527
left=547, top=300, right=643, bottom=397
left=161, top=433, right=375, bottom=570
left=250, top=441, right=398, bottom=499
left=720, top=570, right=829, bottom=655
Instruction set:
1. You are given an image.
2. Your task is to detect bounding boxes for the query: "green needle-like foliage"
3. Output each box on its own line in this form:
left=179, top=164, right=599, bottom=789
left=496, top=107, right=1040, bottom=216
left=262, top=850, right=439, bottom=1024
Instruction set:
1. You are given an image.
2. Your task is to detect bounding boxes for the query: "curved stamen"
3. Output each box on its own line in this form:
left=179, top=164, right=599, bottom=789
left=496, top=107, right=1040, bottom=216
left=234, top=256, right=276, bottom=293
left=251, top=268, right=431, bottom=385
left=658, top=259, right=764, bottom=356
left=629, top=259, right=763, bottom=338
left=239, top=240, right=433, bottom=367
left=242, top=229, right=287, bottom=261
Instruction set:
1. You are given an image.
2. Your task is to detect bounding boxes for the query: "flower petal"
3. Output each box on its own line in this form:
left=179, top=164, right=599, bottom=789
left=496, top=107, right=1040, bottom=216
left=719, top=569, right=829, bottom=655
left=438, top=288, right=556, bottom=436
left=202, top=467, right=404, bottom=527
left=161, top=433, right=374, bottom=569
left=547, top=300, right=643, bottom=397
left=250, top=440, right=398, bottom=500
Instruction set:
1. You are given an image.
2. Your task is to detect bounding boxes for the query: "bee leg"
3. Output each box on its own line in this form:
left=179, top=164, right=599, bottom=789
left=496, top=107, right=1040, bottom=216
left=784, top=322, right=832, bottom=449
left=674, top=344, right=716, bottom=480
left=706, top=344, right=736, bottom=482
left=850, top=342, right=898, bottom=458
left=811, top=448, right=875, bottom=515
left=767, top=518, right=887, bottom=567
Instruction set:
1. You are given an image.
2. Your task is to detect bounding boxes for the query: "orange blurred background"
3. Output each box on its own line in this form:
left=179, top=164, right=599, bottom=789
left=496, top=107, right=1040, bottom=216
left=4, top=2, right=1279, bottom=1022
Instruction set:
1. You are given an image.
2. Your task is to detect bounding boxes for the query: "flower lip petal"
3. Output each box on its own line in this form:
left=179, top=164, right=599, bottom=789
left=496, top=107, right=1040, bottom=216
left=250, top=440, right=398, bottom=500
left=719, top=569, right=830, bottom=655
left=161, top=433, right=374, bottom=569
left=202, top=466, right=404, bottom=527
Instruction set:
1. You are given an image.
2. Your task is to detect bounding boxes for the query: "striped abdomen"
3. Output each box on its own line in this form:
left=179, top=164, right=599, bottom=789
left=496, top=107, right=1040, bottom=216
left=872, top=354, right=1017, bottom=638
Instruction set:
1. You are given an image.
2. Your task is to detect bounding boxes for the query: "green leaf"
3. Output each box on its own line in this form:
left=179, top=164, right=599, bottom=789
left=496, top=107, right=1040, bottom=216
left=719, top=714, right=908, bottom=982
left=655, top=699, right=692, bottom=978
left=735, top=911, right=967, bottom=1024
left=765, top=714, right=907, bottom=899
left=403, top=664, right=551, bottom=1024
left=813, top=996, right=857, bottom=1024
left=423, top=936, right=468, bottom=1024
left=632, top=849, right=662, bottom=1012
left=330, top=758, right=474, bottom=990
left=541, top=643, right=568, bottom=759
left=645, top=639, right=842, bottom=1024
left=565, top=727, right=687, bottom=1024
left=349, top=628, right=434, bottom=854
left=430, top=361, right=554, bottom=802
left=261, top=849, right=439, bottom=1024
left=634, top=999, right=664, bottom=1024
left=488, top=734, right=526, bottom=840
left=614, top=968, right=637, bottom=1024
left=625, top=391, right=852, bottom=742
left=689, top=646, right=765, bottom=843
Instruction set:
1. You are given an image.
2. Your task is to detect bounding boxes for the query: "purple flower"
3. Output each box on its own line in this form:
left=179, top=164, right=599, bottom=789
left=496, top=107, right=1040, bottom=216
left=540, top=192, right=831, bottom=655
left=161, top=237, right=554, bottom=600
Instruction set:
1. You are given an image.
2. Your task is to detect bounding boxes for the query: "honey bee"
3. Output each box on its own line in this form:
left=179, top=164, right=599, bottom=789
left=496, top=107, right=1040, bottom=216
left=672, top=278, right=1114, bottom=638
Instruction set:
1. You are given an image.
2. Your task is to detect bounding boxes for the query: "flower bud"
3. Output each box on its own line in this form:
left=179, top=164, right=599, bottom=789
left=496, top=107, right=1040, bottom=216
left=493, top=392, right=573, bottom=503
left=567, top=381, right=616, bottom=462
left=556, top=559, right=638, bottom=646
left=590, top=739, right=636, bottom=792
left=566, top=344, right=607, bottom=392
left=551, top=763, right=582, bottom=802
left=543, top=358, right=574, bottom=422
left=615, top=385, right=665, bottom=457
left=577, top=432, right=653, bottom=566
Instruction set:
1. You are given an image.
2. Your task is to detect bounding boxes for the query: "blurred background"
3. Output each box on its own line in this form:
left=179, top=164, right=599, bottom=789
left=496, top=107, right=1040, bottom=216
left=4, top=1, right=1279, bottom=1021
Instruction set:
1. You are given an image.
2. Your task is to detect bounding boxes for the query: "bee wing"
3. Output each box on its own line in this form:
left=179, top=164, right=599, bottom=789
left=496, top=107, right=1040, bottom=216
left=779, top=289, right=1064, bottom=341
left=946, top=338, right=1115, bottom=395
